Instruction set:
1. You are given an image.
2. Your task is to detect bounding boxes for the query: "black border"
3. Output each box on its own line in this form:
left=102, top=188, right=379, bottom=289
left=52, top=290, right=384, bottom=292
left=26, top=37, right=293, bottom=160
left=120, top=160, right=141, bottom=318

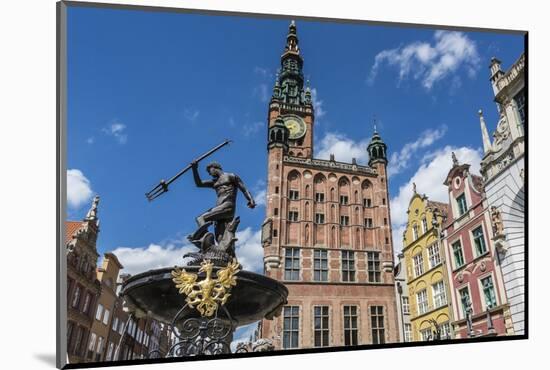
left=57, top=1, right=529, bottom=369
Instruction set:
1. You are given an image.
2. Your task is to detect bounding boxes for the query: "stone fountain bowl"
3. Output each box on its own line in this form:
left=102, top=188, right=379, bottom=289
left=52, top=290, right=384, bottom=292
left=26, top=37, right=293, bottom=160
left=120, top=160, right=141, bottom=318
left=120, top=265, right=288, bottom=327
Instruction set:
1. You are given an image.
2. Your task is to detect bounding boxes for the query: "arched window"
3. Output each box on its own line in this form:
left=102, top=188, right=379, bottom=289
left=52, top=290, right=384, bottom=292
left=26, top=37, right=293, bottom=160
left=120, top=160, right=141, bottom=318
left=361, top=180, right=374, bottom=208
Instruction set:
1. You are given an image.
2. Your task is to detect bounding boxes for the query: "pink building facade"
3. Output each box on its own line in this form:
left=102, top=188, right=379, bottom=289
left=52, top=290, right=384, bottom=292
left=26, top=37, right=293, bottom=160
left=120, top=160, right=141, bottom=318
left=441, top=154, right=514, bottom=338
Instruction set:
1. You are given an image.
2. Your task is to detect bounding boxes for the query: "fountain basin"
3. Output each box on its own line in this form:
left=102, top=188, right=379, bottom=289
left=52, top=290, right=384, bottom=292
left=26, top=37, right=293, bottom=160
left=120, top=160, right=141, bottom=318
left=120, top=266, right=288, bottom=327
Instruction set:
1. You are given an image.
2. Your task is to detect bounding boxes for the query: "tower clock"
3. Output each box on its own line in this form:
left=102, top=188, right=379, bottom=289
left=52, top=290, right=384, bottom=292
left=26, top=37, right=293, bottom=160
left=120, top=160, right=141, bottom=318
left=282, top=115, right=306, bottom=140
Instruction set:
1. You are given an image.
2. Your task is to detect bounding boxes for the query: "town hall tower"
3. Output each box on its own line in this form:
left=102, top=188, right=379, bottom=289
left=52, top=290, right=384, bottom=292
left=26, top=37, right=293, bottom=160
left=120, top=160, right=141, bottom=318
left=260, top=21, right=399, bottom=349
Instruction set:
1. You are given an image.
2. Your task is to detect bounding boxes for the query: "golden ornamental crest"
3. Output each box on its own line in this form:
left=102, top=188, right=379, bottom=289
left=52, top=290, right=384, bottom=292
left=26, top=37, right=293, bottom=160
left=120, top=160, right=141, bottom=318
left=171, top=259, right=240, bottom=317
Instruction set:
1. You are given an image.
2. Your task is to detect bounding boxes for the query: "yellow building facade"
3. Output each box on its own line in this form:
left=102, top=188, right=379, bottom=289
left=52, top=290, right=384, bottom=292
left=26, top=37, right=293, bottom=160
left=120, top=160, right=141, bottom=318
left=402, top=191, right=453, bottom=341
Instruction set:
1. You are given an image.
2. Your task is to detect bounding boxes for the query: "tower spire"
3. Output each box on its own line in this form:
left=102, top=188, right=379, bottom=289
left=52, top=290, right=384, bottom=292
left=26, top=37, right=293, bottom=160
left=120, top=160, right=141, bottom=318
left=272, top=20, right=305, bottom=106
left=85, top=195, right=100, bottom=221
left=478, top=109, right=492, bottom=154
left=452, top=151, right=459, bottom=167
left=284, top=20, right=300, bottom=54
left=367, top=124, right=387, bottom=167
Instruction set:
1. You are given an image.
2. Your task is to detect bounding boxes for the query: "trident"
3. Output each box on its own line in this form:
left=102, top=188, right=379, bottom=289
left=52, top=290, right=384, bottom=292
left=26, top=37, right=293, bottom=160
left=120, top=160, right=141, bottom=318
left=145, top=139, right=232, bottom=201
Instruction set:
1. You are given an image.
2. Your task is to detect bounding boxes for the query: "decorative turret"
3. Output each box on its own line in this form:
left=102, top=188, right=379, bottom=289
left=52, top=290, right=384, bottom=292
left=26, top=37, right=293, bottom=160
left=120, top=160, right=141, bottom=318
left=489, top=57, right=505, bottom=95
left=367, top=128, right=388, bottom=167
left=268, top=114, right=289, bottom=152
left=489, top=57, right=504, bottom=82
left=272, top=71, right=281, bottom=100
left=451, top=151, right=459, bottom=167
left=304, top=80, right=312, bottom=105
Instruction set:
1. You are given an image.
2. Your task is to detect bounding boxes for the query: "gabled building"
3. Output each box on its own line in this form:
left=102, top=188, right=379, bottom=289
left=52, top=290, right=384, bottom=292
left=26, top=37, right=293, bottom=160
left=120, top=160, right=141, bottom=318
left=442, top=153, right=513, bottom=338
left=86, top=252, right=123, bottom=362
left=394, top=253, right=412, bottom=342
left=478, top=53, right=525, bottom=335
left=66, top=196, right=169, bottom=364
left=260, top=21, right=399, bottom=349
left=66, top=196, right=102, bottom=364
left=402, top=188, right=452, bottom=341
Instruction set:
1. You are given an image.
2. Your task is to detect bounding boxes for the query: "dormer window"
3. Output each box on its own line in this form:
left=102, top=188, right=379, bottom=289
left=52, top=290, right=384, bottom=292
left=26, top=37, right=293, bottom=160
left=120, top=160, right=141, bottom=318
left=456, top=193, right=468, bottom=216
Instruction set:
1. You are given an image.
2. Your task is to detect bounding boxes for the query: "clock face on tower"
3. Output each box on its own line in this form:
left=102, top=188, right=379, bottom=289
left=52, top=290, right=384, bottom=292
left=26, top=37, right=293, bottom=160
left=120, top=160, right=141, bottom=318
left=282, top=115, right=306, bottom=140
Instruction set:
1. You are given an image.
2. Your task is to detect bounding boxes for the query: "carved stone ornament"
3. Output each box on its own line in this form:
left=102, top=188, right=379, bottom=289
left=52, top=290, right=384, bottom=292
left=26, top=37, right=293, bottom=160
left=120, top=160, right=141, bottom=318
left=494, top=239, right=509, bottom=254
left=284, top=155, right=377, bottom=175
left=496, top=150, right=515, bottom=171
left=491, top=206, right=505, bottom=238
left=520, top=168, right=525, bottom=183
left=264, top=255, right=281, bottom=270
left=492, top=112, right=510, bottom=150
left=480, top=261, right=487, bottom=272
left=252, top=338, right=275, bottom=352
left=457, top=273, right=464, bottom=283
left=235, top=338, right=275, bottom=353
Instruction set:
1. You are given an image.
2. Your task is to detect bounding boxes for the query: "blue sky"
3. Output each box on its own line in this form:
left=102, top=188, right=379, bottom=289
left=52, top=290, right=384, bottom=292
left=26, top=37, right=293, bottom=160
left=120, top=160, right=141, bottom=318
left=66, top=6, right=524, bottom=343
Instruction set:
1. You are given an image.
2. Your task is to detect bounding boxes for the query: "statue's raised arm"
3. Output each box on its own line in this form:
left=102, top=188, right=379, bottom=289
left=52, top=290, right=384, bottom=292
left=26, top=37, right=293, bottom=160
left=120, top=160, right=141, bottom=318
left=191, top=161, right=214, bottom=188
left=236, top=175, right=255, bottom=209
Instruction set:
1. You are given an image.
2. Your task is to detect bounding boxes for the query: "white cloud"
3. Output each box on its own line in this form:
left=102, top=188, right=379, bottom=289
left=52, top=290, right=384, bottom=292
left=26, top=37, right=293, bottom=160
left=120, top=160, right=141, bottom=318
left=102, top=121, right=128, bottom=144
left=369, top=30, right=480, bottom=90
left=111, top=242, right=194, bottom=276
left=86, top=137, right=95, bottom=145
left=254, top=66, right=271, bottom=79
left=67, top=169, right=93, bottom=209
left=234, top=227, right=263, bottom=273
left=254, top=83, right=269, bottom=103
left=252, top=179, right=266, bottom=207
left=254, top=189, right=266, bottom=207
left=110, top=226, right=264, bottom=276
left=310, top=88, right=326, bottom=119
left=389, top=145, right=482, bottom=253
left=243, top=121, right=263, bottom=137
left=184, top=108, right=200, bottom=123
left=387, top=125, right=447, bottom=177
left=316, top=132, right=370, bottom=164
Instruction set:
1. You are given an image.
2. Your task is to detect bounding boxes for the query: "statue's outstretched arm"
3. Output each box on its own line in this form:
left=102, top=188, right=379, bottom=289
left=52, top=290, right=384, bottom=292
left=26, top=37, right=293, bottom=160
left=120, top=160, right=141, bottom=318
left=236, top=175, right=255, bottom=208
left=191, top=162, right=214, bottom=188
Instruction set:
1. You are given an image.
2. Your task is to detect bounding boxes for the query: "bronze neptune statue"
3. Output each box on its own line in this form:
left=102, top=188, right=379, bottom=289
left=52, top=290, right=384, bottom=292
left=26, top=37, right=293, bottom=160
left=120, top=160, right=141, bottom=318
left=145, top=140, right=256, bottom=265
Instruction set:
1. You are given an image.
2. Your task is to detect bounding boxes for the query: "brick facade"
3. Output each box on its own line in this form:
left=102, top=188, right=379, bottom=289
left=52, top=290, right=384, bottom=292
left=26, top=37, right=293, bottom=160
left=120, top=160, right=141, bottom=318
left=260, top=22, right=399, bottom=349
